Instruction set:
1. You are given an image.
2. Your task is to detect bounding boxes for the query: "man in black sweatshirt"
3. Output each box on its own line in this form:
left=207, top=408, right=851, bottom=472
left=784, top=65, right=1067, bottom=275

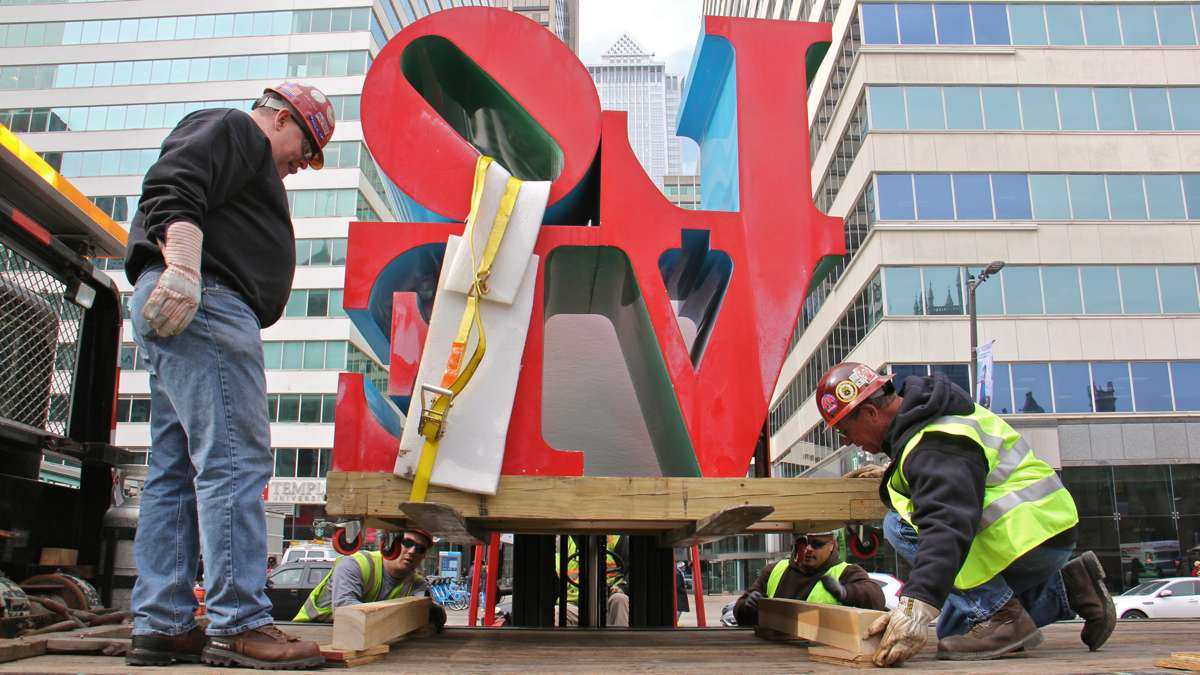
left=123, top=83, right=335, bottom=671
left=816, top=362, right=1115, bottom=666
left=733, top=529, right=885, bottom=627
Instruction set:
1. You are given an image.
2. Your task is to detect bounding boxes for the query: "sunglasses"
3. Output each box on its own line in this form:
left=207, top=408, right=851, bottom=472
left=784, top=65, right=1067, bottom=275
left=297, top=126, right=316, bottom=162
left=400, top=538, right=428, bottom=554
left=795, top=538, right=833, bottom=550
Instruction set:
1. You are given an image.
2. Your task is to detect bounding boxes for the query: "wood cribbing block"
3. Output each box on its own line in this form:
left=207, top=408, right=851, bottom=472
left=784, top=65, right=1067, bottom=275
left=39, top=547, right=78, bottom=566
left=0, top=639, right=45, bottom=664
left=44, top=637, right=130, bottom=655
left=401, top=501, right=486, bottom=544
left=757, top=598, right=884, bottom=656
left=320, top=643, right=388, bottom=668
left=331, top=596, right=430, bottom=651
left=1157, top=652, right=1200, bottom=672
left=808, top=644, right=877, bottom=668
left=659, top=504, right=774, bottom=547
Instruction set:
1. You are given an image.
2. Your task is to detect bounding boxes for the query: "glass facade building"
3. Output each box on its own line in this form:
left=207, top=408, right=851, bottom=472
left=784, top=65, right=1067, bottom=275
left=706, top=0, right=1200, bottom=593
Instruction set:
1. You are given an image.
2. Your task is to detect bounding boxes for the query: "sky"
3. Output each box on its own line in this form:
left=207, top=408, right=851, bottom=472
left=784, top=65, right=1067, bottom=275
left=579, top=0, right=703, bottom=78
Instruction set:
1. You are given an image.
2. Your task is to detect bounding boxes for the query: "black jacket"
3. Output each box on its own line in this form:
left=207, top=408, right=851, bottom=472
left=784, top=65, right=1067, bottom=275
left=732, top=553, right=884, bottom=626
left=879, top=374, right=1074, bottom=609
left=125, top=109, right=294, bottom=327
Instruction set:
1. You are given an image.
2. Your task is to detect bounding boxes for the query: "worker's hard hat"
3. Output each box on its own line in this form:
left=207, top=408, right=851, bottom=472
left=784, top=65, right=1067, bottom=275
left=405, top=527, right=435, bottom=544
left=256, top=82, right=336, bottom=169
left=816, top=362, right=892, bottom=427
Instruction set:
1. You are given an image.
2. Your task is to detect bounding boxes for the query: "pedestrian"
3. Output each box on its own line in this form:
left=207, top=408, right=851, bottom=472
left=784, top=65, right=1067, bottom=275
left=123, top=82, right=336, bottom=670
left=816, top=362, right=1115, bottom=666
left=1192, top=560, right=1200, bottom=577
left=733, top=529, right=885, bottom=627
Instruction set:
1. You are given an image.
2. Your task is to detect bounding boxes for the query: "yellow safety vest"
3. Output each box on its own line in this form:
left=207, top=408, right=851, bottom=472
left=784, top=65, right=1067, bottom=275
left=292, top=551, right=423, bottom=622
left=556, top=535, right=623, bottom=605
left=765, top=560, right=849, bottom=605
left=887, top=405, right=1078, bottom=590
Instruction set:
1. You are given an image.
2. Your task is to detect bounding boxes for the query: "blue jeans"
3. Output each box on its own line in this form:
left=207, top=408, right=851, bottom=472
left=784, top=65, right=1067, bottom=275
left=130, top=268, right=274, bottom=637
left=883, top=511, right=1074, bottom=639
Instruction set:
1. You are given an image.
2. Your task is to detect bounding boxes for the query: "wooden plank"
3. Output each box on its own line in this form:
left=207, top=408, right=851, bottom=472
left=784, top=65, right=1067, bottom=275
left=756, top=598, right=884, bottom=657
left=0, top=639, right=45, bottom=664
left=43, top=637, right=129, bottom=656
left=331, top=597, right=430, bottom=651
left=326, top=472, right=885, bottom=531
left=38, top=548, right=78, bottom=566
left=400, top=502, right=487, bottom=544
left=1157, top=652, right=1200, bottom=672
left=319, top=643, right=389, bottom=662
left=808, top=644, right=877, bottom=668
left=659, top=504, right=774, bottom=547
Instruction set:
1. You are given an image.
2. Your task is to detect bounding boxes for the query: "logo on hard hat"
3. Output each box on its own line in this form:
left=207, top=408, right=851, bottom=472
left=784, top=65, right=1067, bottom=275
left=835, top=381, right=858, bottom=403
left=820, top=393, right=839, bottom=415
left=848, top=365, right=878, bottom=388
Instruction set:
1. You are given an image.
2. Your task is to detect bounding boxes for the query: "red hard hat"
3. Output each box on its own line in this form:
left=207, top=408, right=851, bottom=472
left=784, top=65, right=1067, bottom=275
left=816, top=362, right=892, bottom=427
left=262, top=82, right=336, bottom=169
left=405, top=527, right=434, bottom=544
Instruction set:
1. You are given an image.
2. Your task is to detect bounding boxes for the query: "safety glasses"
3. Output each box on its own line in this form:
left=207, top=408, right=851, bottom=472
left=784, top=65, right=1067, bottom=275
left=795, top=537, right=833, bottom=550
left=400, top=538, right=429, bottom=554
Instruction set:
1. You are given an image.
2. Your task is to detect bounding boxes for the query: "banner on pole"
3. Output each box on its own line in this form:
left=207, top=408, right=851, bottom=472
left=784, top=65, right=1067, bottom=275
left=976, top=340, right=995, bottom=407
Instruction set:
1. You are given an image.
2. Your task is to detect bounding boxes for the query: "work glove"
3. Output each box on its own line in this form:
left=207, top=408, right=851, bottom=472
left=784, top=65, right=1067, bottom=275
left=820, top=574, right=848, bottom=603
left=868, top=595, right=939, bottom=667
left=429, top=603, right=447, bottom=633
left=142, top=221, right=203, bottom=337
left=743, top=590, right=763, bottom=612
left=843, top=463, right=887, bottom=479
left=736, top=589, right=764, bottom=625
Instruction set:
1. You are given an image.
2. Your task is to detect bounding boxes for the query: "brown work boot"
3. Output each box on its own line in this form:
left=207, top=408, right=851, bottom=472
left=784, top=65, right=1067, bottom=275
left=1060, top=550, right=1116, bottom=651
left=127, top=625, right=208, bottom=666
left=936, top=597, right=1043, bottom=660
left=201, top=624, right=324, bottom=670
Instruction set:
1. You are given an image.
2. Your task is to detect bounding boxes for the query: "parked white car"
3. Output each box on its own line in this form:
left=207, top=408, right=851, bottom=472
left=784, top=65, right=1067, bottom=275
left=868, top=572, right=903, bottom=611
left=280, top=544, right=340, bottom=566
left=1114, top=577, right=1200, bottom=619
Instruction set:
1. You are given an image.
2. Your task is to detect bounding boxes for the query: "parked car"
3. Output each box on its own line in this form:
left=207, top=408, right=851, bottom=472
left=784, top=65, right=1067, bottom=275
left=281, top=544, right=340, bottom=565
left=1114, top=577, right=1200, bottom=619
left=266, top=560, right=335, bottom=621
left=867, top=572, right=903, bottom=611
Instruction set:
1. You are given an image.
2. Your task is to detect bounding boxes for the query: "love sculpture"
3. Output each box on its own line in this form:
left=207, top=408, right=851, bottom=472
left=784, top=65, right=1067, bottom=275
left=331, top=7, right=842, bottom=483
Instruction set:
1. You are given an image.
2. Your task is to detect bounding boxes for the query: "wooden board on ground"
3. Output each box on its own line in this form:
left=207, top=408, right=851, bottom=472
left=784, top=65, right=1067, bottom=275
left=44, top=637, right=129, bottom=656
left=1156, top=652, right=1200, bottom=672
left=0, top=624, right=129, bottom=664
left=328, top=472, right=883, bottom=533
left=757, top=598, right=883, bottom=657
left=808, top=644, right=876, bottom=668
left=331, top=597, right=430, bottom=651
left=0, top=639, right=45, bottom=664
left=659, top=504, right=774, bottom=548
left=320, top=643, right=388, bottom=668
left=400, top=502, right=486, bottom=544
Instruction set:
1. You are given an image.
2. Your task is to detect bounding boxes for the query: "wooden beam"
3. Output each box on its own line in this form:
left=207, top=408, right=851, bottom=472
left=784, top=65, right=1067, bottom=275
left=659, top=504, right=774, bottom=547
left=326, top=472, right=884, bottom=532
left=401, top=501, right=487, bottom=544
left=320, top=643, right=389, bottom=668
left=331, top=596, right=431, bottom=651
left=756, top=598, right=884, bottom=657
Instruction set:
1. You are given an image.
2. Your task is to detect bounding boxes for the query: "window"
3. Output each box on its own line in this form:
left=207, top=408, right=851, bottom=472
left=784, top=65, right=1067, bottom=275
left=861, top=3, right=899, bottom=44
left=1068, top=175, right=1109, bottom=220
left=1052, top=362, right=1092, bottom=413
left=1159, top=266, right=1200, bottom=313
left=970, top=3, right=1009, bottom=44
left=1170, top=88, right=1200, bottom=130
left=1057, top=87, right=1096, bottom=130
left=923, top=267, right=963, bottom=315
left=1132, top=88, right=1172, bottom=131
left=1120, top=5, right=1159, bottom=45
left=992, top=174, right=1032, bottom=219
left=1119, top=266, right=1160, bottom=313
left=934, top=3, right=972, bottom=44
left=981, top=87, right=1021, bottom=130
left=897, top=3, right=935, bottom=44
left=268, top=394, right=337, bottom=423
left=1046, top=4, right=1085, bottom=45
left=1144, top=174, right=1186, bottom=219
left=953, top=174, right=993, bottom=219
left=116, top=396, right=151, bottom=423
left=1019, top=87, right=1059, bottom=130
left=1170, top=362, right=1200, bottom=410
left=905, top=86, right=945, bottom=129
left=877, top=174, right=915, bottom=220
left=1082, top=4, right=1122, bottom=45
left=1156, top=4, right=1196, bottom=44
left=914, top=174, right=953, bottom=219
left=1090, top=362, right=1132, bottom=412
left=1042, top=266, right=1083, bottom=314
left=884, top=267, right=922, bottom=315
left=1107, top=175, right=1148, bottom=220
left=966, top=266, right=1003, bottom=314
left=990, top=363, right=1014, bottom=414
left=1030, top=174, right=1071, bottom=219
left=1002, top=266, right=1043, bottom=314
left=1081, top=266, right=1122, bottom=314
left=944, top=87, right=983, bottom=130
left=1009, top=4, right=1048, bottom=44
left=270, top=568, right=303, bottom=586
left=1011, top=363, right=1051, bottom=413
left=1131, top=361, right=1172, bottom=411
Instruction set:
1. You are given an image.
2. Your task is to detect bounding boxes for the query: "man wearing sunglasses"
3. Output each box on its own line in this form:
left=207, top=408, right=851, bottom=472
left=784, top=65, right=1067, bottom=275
left=293, top=528, right=447, bottom=633
left=124, top=82, right=336, bottom=671
left=733, top=529, right=885, bottom=627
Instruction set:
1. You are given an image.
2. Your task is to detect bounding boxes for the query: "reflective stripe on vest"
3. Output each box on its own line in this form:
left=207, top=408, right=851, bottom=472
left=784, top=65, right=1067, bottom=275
left=557, top=535, right=623, bottom=605
left=293, top=551, right=423, bottom=622
left=887, top=405, right=1078, bottom=590
left=765, top=560, right=849, bottom=605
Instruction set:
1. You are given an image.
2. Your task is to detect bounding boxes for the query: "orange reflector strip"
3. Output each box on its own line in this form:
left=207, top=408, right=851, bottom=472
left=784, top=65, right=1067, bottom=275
left=10, top=207, right=51, bottom=245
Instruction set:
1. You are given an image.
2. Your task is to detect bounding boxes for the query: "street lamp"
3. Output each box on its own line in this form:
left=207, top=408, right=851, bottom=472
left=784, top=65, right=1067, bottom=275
left=967, top=260, right=1005, bottom=398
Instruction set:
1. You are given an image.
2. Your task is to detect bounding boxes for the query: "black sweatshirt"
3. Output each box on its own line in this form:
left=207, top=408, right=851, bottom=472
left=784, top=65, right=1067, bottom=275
left=879, top=374, right=1075, bottom=609
left=732, top=554, right=885, bottom=626
left=125, top=108, right=294, bottom=328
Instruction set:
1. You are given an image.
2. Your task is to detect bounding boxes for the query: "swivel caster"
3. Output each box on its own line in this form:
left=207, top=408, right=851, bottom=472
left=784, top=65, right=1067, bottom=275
left=333, top=521, right=363, bottom=555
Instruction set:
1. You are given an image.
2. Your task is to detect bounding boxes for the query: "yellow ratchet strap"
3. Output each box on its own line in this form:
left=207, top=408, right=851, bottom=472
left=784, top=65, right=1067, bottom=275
left=409, top=156, right=521, bottom=502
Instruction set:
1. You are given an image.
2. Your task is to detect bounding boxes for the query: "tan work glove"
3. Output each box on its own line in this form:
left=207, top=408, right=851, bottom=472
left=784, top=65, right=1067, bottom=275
left=843, top=463, right=887, bottom=479
left=867, top=595, right=939, bottom=667
left=143, top=221, right=203, bottom=337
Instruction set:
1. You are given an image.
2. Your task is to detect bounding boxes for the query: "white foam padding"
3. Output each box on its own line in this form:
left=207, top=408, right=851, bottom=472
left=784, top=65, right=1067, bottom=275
left=394, top=236, right=539, bottom=495
left=442, top=162, right=549, bottom=305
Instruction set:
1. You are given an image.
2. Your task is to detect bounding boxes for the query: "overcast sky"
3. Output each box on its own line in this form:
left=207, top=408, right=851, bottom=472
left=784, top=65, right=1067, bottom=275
left=579, top=0, right=703, bottom=76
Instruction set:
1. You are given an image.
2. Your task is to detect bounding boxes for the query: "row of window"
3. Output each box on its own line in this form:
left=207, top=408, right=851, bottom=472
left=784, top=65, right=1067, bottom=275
left=123, top=446, right=335, bottom=478
left=885, top=265, right=1200, bottom=317
left=868, top=85, right=1200, bottom=132
left=89, top=195, right=136, bottom=222
left=263, top=340, right=348, bottom=371
left=0, top=50, right=369, bottom=90
left=268, top=393, right=337, bottom=424
left=295, top=238, right=348, bottom=267
left=0, top=8, right=371, bottom=47
left=0, top=95, right=360, bottom=134
left=893, top=360, right=1200, bottom=416
left=283, top=289, right=347, bottom=319
left=286, top=189, right=380, bottom=221
left=875, top=173, right=1200, bottom=222
left=42, top=141, right=360, bottom=178
left=861, top=3, right=1200, bottom=47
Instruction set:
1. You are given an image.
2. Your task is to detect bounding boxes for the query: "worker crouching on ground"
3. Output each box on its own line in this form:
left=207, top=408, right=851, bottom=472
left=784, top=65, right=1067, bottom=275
left=818, top=362, right=1116, bottom=666
left=124, top=82, right=335, bottom=671
left=292, top=528, right=447, bottom=630
left=733, top=529, right=886, bottom=626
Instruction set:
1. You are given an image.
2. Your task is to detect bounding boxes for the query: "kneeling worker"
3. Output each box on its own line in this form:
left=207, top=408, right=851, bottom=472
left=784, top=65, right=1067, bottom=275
left=817, top=362, right=1115, bottom=666
left=293, top=528, right=447, bottom=630
left=733, top=529, right=886, bottom=626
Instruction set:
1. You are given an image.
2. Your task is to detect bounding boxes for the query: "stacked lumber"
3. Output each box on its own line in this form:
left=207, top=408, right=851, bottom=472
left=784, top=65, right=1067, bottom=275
left=756, top=598, right=885, bottom=667
left=1157, top=652, right=1200, bottom=672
